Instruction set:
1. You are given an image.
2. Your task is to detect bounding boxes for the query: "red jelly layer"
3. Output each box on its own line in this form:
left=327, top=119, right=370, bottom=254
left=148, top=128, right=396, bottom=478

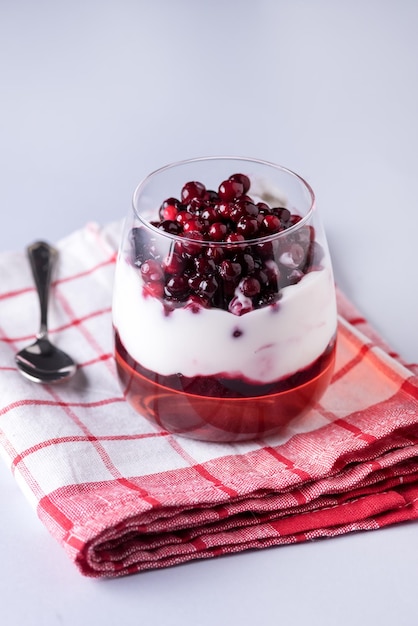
left=114, top=332, right=336, bottom=442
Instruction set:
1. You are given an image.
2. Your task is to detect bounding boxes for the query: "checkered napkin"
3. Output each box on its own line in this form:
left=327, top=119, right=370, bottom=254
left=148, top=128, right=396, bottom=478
left=1, top=221, right=418, bottom=579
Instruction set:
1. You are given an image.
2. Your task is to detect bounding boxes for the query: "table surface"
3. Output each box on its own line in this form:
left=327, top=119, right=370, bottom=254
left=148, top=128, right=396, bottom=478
left=1, top=1, right=418, bottom=624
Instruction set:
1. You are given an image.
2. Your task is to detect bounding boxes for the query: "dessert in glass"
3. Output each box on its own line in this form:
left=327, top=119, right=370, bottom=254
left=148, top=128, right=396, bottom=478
left=113, top=157, right=337, bottom=442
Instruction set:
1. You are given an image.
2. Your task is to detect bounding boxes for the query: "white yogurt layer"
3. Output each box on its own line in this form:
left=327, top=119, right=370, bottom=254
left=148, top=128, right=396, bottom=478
left=113, top=259, right=337, bottom=384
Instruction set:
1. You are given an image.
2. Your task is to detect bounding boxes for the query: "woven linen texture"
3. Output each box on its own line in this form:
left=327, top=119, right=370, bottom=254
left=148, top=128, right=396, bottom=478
left=0, top=221, right=417, bottom=578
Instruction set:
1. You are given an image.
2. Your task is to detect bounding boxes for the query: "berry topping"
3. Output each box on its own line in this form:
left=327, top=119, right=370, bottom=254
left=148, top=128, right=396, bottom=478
left=131, top=172, right=323, bottom=315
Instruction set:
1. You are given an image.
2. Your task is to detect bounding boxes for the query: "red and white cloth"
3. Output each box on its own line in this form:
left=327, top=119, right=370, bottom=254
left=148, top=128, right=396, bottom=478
left=0, top=221, right=418, bottom=578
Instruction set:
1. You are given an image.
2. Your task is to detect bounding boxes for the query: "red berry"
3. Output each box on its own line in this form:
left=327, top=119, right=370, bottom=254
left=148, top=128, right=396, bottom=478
left=229, top=173, right=250, bottom=193
left=208, top=222, right=228, bottom=241
left=262, top=214, right=281, bottom=233
left=140, top=259, right=163, bottom=282
left=143, top=281, right=164, bottom=298
left=181, top=181, right=206, bottom=203
left=215, top=201, right=234, bottom=219
left=218, top=179, right=244, bottom=201
left=159, top=197, right=181, bottom=220
left=239, top=276, right=261, bottom=297
left=236, top=216, right=259, bottom=238
left=162, top=251, right=186, bottom=275
left=279, top=243, right=306, bottom=269
left=183, top=218, right=204, bottom=233
left=165, top=275, right=190, bottom=299
left=225, top=232, right=245, bottom=244
left=176, top=211, right=194, bottom=226
left=219, top=260, right=242, bottom=281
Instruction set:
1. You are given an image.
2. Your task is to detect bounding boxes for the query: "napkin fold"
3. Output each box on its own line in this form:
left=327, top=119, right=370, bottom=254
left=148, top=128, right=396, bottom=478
left=1, top=221, right=418, bottom=578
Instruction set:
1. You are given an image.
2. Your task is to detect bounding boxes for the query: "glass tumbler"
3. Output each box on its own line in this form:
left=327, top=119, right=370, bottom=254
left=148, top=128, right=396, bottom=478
left=113, top=157, right=337, bottom=442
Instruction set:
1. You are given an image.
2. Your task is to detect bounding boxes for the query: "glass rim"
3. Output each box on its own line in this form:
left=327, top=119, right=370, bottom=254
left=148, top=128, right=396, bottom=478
left=131, top=156, right=316, bottom=248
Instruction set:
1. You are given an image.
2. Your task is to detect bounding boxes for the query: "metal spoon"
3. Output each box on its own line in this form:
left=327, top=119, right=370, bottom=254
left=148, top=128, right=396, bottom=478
left=15, top=241, right=77, bottom=383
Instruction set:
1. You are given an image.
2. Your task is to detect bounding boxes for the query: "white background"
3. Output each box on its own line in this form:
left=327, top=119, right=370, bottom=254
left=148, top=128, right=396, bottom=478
left=1, top=1, right=418, bottom=624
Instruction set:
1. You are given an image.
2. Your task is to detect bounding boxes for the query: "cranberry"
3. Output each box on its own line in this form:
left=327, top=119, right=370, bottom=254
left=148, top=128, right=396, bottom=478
left=200, top=206, right=218, bottom=223
left=165, top=275, right=190, bottom=299
left=295, top=225, right=315, bottom=245
left=159, top=197, right=181, bottom=220
left=238, top=199, right=258, bottom=217
left=228, top=295, right=253, bottom=316
left=140, top=259, right=163, bottom=282
left=158, top=220, right=182, bottom=235
left=261, top=214, right=281, bottom=233
left=219, top=259, right=242, bottom=281
left=186, top=197, right=206, bottom=215
left=215, top=201, right=234, bottom=219
left=208, top=222, right=228, bottom=241
left=204, top=189, right=219, bottom=202
left=287, top=269, right=304, bottom=285
left=225, top=232, right=245, bottom=244
left=307, top=241, right=324, bottom=267
left=238, top=253, right=255, bottom=274
left=257, top=202, right=271, bottom=214
left=178, top=231, right=204, bottom=256
left=218, top=179, right=244, bottom=201
left=176, top=211, right=193, bottom=226
left=181, top=181, right=206, bottom=203
left=198, top=275, right=218, bottom=298
left=229, top=205, right=246, bottom=224
left=264, top=260, right=281, bottom=286
left=194, top=256, right=216, bottom=274
left=272, top=207, right=291, bottom=224
left=143, top=281, right=164, bottom=298
left=279, top=243, right=306, bottom=269
left=205, top=245, right=225, bottom=263
left=239, top=276, right=261, bottom=297
left=289, top=214, right=302, bottom=227
left=187, top=273, right=203, bottom=291
left=236, top=216, right=259, bottom=238
left=184, top=294, right=210, bottom=312
left=255, top=291, right=280, bottom=308
left=229, top=173, right=250, bottom=193
left=162, top=251, right=186, bottom=275
left=183, top=218, right=204, bottom=233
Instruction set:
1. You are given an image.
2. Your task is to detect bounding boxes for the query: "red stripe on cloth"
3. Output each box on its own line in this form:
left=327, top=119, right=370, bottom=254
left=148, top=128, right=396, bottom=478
left=0, top=307, right=111, bottom=343
left=333, top=419, right=377, bottom=444
left=268, top=489, right=407, bottom=536
left=11, top=429, right=165, bottom=468
left=0, top=396, right=125, bottom=418
left=347, top=317, right=367, bottom=326
left=167, top=436, right=239, bottom=498
left=262, top=446, right=312, bottom=485
left=331, top=342, right=372, bottom=384
left=78, top=353, right=113, bottom=368
left=38, top=494, right=74, bottom=532
left=53, top=288, right=115, bottom=378
left=44, top=386, right=162, bottom=506
left=401, top=378, right=418, bottom=402
left=51, top=253, right=117, bottom=287
left=0, top=286, right=32, bottom=301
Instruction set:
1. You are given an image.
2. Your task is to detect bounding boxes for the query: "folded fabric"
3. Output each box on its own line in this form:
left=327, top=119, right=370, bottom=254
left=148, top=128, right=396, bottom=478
left=0, top=222, right=418, bottom=578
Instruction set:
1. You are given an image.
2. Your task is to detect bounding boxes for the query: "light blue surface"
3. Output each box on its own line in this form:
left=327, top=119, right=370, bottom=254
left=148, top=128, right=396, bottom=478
left=1, top=2, right=417, bottom=624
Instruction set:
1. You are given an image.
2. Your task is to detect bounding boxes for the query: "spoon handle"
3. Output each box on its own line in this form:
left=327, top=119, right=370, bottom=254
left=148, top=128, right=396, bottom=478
left=27, top=241, right=58, bottom=338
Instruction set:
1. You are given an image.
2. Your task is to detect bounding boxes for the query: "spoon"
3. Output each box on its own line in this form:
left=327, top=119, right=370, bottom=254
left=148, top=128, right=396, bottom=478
left=15, top=241, right=77, bottom=383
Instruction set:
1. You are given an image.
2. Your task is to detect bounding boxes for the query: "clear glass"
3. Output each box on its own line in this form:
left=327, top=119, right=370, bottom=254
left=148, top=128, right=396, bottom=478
left=113, top=157, right=337, bottom=442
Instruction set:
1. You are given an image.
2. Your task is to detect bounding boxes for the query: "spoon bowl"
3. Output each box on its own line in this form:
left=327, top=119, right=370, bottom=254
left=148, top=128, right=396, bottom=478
left=15, top=241, right=77, bottom=384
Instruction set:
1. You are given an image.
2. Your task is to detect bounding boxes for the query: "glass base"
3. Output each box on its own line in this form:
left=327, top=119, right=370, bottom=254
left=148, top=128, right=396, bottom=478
left=115, top=334, right=336, bottom=442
